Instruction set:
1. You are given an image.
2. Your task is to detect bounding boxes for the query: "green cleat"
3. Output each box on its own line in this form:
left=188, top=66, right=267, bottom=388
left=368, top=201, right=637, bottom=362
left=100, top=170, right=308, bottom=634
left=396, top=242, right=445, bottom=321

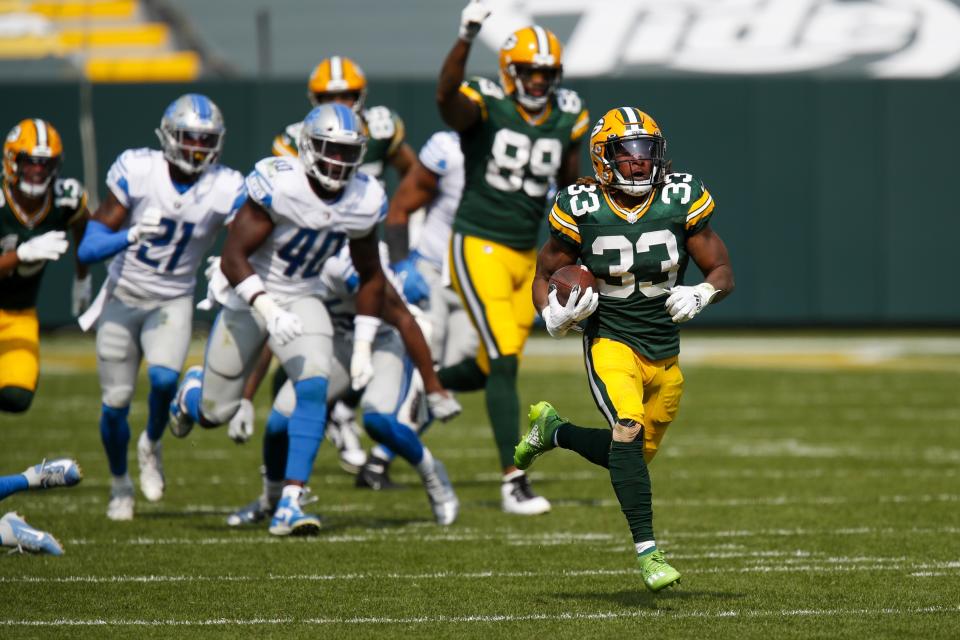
left=638, top=550, right=682, bottom=592
left=515, top=401, right=564, bottom=470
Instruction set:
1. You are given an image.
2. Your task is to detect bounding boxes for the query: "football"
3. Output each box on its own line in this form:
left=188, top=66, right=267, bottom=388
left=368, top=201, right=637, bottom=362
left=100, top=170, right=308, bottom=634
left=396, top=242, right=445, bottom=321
left=549, top=264, right=597, bottom=305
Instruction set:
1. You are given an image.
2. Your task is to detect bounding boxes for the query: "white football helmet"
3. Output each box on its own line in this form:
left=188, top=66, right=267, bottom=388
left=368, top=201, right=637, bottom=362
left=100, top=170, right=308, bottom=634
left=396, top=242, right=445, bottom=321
left=297, top=103, right=366, bottom=192
left=155, top=93, right=225, bottom=175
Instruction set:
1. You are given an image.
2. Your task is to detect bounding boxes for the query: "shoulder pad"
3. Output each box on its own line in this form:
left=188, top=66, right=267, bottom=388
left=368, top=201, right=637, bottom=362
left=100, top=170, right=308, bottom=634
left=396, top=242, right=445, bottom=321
left=555, top=88, right=583, bottom=115
left=246, top=156, right=300, bottom=209
left=112, top=147, right=155, bottom=176
left=659, top=172, right=705, bottom=207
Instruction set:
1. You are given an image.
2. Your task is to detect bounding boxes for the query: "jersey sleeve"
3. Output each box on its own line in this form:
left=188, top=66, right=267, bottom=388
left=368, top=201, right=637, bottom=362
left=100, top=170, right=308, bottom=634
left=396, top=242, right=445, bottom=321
left=418, top=131, right=461, bottom=176
left=221, top=169, right=248, bottom=224
left=341, top=174, right=388, bottom=239
left=548, top=187, right=582, bottom=249
left=364, top=106, right=406, bottom=157
left=458, top=77, right=504, bottom=122
left=677, top=174, right=716, bottom=235
left=53, top=177, right=89, bottom=226
left=272, top=123, right=299, bottom=157
left=105, top=148, right=151, bottom=207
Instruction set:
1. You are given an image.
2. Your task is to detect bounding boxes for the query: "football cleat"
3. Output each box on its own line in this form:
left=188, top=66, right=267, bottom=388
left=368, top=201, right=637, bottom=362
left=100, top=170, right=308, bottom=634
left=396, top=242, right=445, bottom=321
left=136, top=431, right=165, bottom=502
left=501, top=470, right=550, bottom=515
left=226, top=496, right=275, bottom=527
left=515, top=401, right=564, bottom=470
left=421, top=460, right=459, bottom=526
left=21, top=458, right=82, bottom=489
left=355, top=458, right=400, bottom=490
left=1, top=512, right=63, bottom=556
left=638, top=550, right=682, bottom=592
left=326, top=403, right=366, bottom=473
left=168, top=365, right=203, bottom=438
left=106, top=476, right=135, bottom=521
left=268, top=487, right=322, bottom=536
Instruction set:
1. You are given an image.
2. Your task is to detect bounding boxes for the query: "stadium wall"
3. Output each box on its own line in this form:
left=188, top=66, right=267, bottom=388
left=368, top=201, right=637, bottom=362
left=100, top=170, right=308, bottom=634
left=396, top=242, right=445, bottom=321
left=4, top=78, right=958, bottom=328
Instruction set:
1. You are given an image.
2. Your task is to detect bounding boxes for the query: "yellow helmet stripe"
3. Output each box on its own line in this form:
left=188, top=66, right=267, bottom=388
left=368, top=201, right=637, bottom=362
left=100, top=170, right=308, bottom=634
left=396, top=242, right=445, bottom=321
left=33, top=119, right=47, bottom=148
left=532, top=25, right=550, bottom=57
left=330, top=56, right=343, bottom=83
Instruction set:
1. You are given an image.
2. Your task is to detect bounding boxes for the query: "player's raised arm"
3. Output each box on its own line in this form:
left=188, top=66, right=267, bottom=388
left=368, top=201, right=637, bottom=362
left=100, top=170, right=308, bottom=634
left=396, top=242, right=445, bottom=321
left=437, top=1, right=490, bottom=131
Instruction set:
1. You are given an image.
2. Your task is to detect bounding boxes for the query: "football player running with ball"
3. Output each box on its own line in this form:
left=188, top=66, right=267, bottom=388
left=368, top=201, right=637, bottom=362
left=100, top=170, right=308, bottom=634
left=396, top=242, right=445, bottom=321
left=168, top=103, right=389, bottom=536
left=77, top=94, right=245, bottom=521
left=515, top=107, right=735, bottom=591
left=436, top=0, right=590, bottom=515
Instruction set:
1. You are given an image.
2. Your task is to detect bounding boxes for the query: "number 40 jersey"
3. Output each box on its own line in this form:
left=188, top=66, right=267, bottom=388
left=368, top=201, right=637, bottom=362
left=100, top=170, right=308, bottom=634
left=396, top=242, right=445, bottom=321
left=549, top=173, right=716, bottom=361
left=105, top=148, right=246, bottom=301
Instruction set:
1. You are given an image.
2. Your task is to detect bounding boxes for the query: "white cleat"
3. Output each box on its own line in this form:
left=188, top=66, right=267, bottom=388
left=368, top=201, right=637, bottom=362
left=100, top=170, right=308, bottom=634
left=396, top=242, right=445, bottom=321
left=422, top=459, right=459, bottom=526
left=136, top=431, right=165, bottom=502
left=21, top=458, right=83, bottom=489
left=501, top=470, right=551, bottom=515
left=0, top=512, right=63, bottom=556
left=107, top=476, right=135, bottom=521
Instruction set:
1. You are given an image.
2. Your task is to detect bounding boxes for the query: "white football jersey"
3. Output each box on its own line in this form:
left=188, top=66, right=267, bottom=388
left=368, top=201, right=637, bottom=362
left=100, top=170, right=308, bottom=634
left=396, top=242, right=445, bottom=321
left=245, top=156, right=386, bottom=304
left=411, top=131, right=464, bottom=268
left=105, top=148, right=245, bottom=301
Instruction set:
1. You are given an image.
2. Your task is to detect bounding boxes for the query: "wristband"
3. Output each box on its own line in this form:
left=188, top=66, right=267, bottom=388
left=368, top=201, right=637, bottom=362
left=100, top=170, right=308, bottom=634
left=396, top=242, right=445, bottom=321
left=353, top=314, right=381, bottom=343
left=234, top=273, right=266, bottom=305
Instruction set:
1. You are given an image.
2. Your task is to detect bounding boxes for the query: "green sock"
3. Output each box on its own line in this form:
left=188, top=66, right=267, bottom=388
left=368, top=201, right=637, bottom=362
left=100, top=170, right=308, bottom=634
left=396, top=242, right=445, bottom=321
left=485, top=355, right=519, bottom=469
left=438, top=358, right=487, bottom=392
left=608, top=438, right=654, bottom=543
left=556, top=423, right=612, bottom=469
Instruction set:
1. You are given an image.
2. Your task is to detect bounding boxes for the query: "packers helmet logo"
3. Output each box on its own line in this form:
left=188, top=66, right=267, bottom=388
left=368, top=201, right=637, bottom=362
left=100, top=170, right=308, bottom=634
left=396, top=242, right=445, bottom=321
left=591, top=117, right=604, bottom=138
left=502, top=34, right=517, bottom=50
left=6, top=125, right=20, bottom=144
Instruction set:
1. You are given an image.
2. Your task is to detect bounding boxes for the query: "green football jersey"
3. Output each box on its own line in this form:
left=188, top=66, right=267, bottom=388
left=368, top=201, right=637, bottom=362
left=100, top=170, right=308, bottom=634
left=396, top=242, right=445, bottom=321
left=0, top=177, right=86, bottom=310
left=272, top=105, right=407, bottom=180
left=549, top=173, right=716, bottom=360
left=455, top=77, right=590, bottom=250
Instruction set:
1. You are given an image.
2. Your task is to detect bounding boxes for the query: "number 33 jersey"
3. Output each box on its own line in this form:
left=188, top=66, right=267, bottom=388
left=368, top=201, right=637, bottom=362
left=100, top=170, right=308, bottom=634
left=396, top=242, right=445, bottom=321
left=549, top=173, right=716, bottom=360
left=105, top=148, right=246, bottom=300
left=455, top=77, right=589, bottom=250
left=244, top=157, right=386, bottom=305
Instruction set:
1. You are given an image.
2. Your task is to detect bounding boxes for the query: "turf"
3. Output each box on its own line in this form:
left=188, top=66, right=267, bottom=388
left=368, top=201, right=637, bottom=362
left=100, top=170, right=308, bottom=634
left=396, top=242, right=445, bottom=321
left=0, top=333, right=958, bottom=639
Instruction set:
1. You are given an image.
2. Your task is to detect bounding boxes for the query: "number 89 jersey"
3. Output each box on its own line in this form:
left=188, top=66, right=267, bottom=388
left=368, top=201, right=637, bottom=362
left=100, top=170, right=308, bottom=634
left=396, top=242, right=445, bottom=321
left=455, top=76, right=589, bottom=250
left=244, top=156, right=386, bottom=305
left=549, top=173, right=716, bottom=360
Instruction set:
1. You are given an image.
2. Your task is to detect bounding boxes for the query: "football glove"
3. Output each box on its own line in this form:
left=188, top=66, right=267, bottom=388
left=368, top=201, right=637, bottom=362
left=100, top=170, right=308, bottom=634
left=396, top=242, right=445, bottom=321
left=664, top=282, right=718, bottom=323
left=459, top=0, right=490, bottom=41
left=227, top=398, right=255, bottom=444
left=196, top=256, right=230, bottom=311
left=71, top=274, right=92, bottom=316
left=541, top=285, right=599, bottom=338
left=15, top=230, right=68, bottom=263
left=427, top=391, right=462, bottom=422
left=390, top=257, right=430, bottom=306
left=127, top=207, right=165, bottom=244
left=350, top=315, right=381, bottom=391
left=253, top=295, right=303, bottom=346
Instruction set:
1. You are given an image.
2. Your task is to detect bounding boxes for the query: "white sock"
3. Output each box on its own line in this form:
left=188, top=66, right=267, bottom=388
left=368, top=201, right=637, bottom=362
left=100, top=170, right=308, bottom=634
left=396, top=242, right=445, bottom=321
left=502, top=469, right=524, bottom=483
left=112, top=474, right=133, bottom=491
left=331, top=401, right=355, bottom=423
left=635, top=540, right=657, bottom=555
left=416, top=448, right=435, bottom=476
left=281, top=484, right=302, bottom=500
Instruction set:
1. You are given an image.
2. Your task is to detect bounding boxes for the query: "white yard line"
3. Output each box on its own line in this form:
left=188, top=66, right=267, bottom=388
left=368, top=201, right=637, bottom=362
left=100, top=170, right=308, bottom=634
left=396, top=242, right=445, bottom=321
left=2, top=605, right=958, bottom=626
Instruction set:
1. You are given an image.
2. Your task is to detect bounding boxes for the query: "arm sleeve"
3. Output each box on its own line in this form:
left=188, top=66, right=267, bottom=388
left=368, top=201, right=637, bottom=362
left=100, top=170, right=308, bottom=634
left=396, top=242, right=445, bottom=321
left=77, top=219, right=130, bottom=264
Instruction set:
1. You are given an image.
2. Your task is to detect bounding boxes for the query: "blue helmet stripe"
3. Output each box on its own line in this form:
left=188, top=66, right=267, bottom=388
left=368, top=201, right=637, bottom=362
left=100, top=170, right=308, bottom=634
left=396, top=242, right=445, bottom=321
left=191, top=94, right=212, bottom=121
left=333, top=103, right=356, bottom=132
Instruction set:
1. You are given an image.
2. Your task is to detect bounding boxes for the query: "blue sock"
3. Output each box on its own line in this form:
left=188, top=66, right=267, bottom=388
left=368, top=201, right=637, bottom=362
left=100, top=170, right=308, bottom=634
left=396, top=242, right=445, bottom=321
left=284, top=377, right=328, bottom=483
left=0, top=474, right=29, bottom=501
left=146, top=366, right=179, bottom=441
left=100, top=404, right=131, bottom=476
left=264, top=409, right=290, bottom=482
left=363, top=412, right=424, bottom=465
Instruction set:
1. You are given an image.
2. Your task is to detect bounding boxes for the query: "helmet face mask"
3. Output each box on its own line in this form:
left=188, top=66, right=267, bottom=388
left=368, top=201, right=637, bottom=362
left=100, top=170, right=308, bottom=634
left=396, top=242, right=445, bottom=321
left=3, top=119, right=63, bottom=199
left=307, top=57, right=367, bottom=115
left=591, top=107, right=667, bottom=197
left=509, top=63, right=562, bottom=111
left=298, top=103, right=367, bottom=192
left=499, top=26, right=563, bottom=112
left=156, top=94, right=226, bottom=176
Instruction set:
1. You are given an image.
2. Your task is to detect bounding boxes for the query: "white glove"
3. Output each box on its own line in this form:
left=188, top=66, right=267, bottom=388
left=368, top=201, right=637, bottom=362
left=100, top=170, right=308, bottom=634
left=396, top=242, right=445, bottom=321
left=427, top=391, right=462, bottom=422
left=664, top=282, right=718, bottom=323
left=541, top=285, right=599, bottom=338
left=71, top=274, right=92, bottom=316
left=350, top=339, right=374, bottom=391
left=127, top=207, right=165, bottom=244
left=227, top=398, right=255, bottom=444
left=253, top=295, right=303, bottom=345
left=196, top=256, right=230, bottom=311
left=15, top=230, right=68, bottom=263
left=459, top=0, right=490, bottom=41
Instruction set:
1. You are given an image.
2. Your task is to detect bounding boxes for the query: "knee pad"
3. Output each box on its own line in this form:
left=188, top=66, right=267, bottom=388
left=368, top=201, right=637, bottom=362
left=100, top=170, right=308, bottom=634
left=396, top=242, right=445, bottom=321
left=101, top=384, right=134, bottom=409
left=147, top=365, right=179, bottom=394
left=488, top=354, right=518, bottom=378
left=0, top=386, right=34, bottom=413
left=612, top=418, right=643, bottom=443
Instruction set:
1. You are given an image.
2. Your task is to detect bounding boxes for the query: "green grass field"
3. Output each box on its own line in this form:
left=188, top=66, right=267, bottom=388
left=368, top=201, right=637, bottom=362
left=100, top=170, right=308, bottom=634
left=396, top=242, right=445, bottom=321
left=1, top=333, right=959, bottom=638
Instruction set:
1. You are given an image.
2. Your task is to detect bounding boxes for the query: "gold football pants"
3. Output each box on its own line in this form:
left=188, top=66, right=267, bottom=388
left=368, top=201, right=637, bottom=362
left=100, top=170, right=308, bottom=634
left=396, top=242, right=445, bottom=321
left=0, top=307, right=40, bottom=392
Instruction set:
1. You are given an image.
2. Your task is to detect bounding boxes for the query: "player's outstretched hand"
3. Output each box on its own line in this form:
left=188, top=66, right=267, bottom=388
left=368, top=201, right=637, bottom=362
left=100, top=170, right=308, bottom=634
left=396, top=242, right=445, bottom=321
left=459, top=0, right=490, bottom=41
left=427, top=391, right=462, bottom=422
left=227, top=398, right=255, bottom=444
left=664, top=282, right=717, bottom=323
left=16, top=230, right=69, bottom=263
left=127, top=207, right=165, bottom=244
